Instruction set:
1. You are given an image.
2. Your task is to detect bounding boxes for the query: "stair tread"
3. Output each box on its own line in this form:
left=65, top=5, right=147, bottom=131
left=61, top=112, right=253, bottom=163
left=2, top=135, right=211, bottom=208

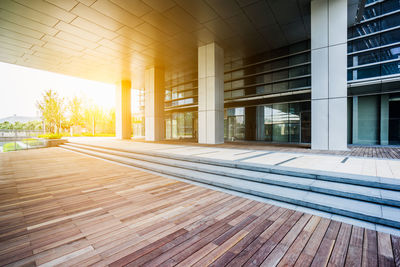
left=63, top=143, right=400, bottom=204
left=61, top=144, right=400, bottom=228
left=66, top=142, right=400, bottom=191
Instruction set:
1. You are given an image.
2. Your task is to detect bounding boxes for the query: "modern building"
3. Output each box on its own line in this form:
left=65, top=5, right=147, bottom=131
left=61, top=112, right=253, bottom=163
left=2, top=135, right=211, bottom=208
left=0, top=0, right=398, bottom=149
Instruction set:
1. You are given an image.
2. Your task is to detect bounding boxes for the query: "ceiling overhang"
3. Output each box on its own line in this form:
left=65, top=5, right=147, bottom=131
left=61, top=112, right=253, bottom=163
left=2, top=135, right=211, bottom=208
left=0, top=0, right=361, bottom=87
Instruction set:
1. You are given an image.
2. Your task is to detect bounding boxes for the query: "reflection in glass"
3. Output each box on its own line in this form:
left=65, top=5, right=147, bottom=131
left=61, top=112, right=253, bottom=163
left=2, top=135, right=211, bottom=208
left=224, top=108, right=245, bottom=141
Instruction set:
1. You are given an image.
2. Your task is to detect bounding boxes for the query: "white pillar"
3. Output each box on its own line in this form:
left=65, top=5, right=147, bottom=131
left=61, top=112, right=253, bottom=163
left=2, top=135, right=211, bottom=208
left=198, top=43, right=224, bottom=144
left=311, top=0, right=348, bottom=150
left=145, top=67, right=164, bottom=141
left=115, top=80, right=131, bottom=139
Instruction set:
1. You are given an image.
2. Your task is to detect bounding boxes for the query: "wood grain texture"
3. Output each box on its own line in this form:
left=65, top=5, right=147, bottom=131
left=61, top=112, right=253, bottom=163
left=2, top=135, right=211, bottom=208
left=0, top=148, right=398, bottom=266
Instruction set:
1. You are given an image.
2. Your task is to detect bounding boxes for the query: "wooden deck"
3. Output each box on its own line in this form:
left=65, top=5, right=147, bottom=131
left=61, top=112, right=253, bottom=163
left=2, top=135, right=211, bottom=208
left=0, top=148, right=399, bottom=266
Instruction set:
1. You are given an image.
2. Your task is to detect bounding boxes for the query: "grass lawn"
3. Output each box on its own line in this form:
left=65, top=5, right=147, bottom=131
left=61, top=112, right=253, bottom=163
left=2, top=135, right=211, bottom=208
left=3, top=142, right=22, bottom=152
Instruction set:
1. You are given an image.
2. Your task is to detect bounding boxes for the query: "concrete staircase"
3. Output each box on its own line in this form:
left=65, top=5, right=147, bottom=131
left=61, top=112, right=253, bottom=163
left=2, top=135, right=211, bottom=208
left=60, top=142, right=400, bottom=229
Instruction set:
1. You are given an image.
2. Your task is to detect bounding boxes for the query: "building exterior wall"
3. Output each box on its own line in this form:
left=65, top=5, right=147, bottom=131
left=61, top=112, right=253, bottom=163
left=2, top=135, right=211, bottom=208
left=134, top=0, right=399, bottom=148
left=348, top=0, right=400, bottom=145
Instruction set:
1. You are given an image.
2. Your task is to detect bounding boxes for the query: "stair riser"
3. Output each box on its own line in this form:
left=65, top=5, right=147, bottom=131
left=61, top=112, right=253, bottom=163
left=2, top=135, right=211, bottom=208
left=62, top=144, right=400, bottom=207
left=61, top=146, right=400, bottom=229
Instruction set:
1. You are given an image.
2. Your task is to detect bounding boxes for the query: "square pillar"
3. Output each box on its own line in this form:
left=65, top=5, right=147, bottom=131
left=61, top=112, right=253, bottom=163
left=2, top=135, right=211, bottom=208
left=311, top=0, right=348, bottom=150
left=198, top=42, right=224, bottom=144
left=115, top=80, right=131, bottom=139
left=145, top=67, right=164, bottom=141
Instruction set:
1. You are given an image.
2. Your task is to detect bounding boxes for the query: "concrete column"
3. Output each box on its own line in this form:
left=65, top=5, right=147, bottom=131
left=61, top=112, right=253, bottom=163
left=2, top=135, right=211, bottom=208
left=381, top=94, right=389, bottom=145
left=352, top=96, right=358, bottom=144
left=311, top=0, right=348, bottom=150
left=145, top=67, right=164, bottom=141
left=198, top=43, right=224, bottom=144
left=115, top=80, right=132, bottom=139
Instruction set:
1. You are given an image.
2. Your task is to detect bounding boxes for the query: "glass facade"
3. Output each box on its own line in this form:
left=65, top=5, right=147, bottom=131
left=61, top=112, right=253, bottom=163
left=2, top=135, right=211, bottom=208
left=165, top=72, right=198, bottom=108
left=224, top=108, right=245, bottom=141
left=164, top=72, right=198, bottom=141
left=224, top=41, right=311, bottom=100
left=224, top=101, right=311, bottom=144
left=165, top=111, right=197, bottom=140
left=161, top=0, right=399, bottom=146
left=221, top=41, right=312, bottom=144
left=348, top=0, right=400, bottom=81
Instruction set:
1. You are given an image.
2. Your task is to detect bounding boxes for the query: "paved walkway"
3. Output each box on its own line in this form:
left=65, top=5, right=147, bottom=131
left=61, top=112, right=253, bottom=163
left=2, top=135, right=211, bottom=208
left=69, top=137, right=400, bottom=180
left=155, top=140, right=400, bottom=159
left=1, top=148, right=399, bottom=266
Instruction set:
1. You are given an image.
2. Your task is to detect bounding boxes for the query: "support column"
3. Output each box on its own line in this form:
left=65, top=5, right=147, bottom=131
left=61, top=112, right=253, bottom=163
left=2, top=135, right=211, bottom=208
left=311, top=0, right=348, bottom=150
left=381, top=94, right=389, bottom=145
left=145, top=67, right=164, bottom=141
left=115, top=80, right=131, bottom=139
left=198, top=42, right=224, bottom=144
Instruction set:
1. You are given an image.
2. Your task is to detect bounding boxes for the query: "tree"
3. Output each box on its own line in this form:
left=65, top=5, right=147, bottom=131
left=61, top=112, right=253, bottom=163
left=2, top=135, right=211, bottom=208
left=69, top=96, right=84, bottom=127
left=36, top=89, right=65, bottom=133
left=0, top=121, right=12, bottom=129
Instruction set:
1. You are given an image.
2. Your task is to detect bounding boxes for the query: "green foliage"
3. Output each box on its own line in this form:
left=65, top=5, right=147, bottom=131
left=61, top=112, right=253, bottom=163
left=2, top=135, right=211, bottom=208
left=38, top=133, right=62, bottom=139
left=22, top=138, right=43, bottom=146
left=36, top=89, right=65, bottom=134
left=3, top=142, right=22, bottom=152
left=69, top=96, right=84, bottom=127
left=0, top=120, right=42, bottom=130
left=35, top=89, right=116, bottom=135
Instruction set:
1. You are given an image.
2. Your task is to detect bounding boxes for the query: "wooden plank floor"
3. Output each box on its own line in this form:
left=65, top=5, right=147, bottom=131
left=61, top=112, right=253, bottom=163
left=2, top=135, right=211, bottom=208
left=0, top=148, right=399, bottom=267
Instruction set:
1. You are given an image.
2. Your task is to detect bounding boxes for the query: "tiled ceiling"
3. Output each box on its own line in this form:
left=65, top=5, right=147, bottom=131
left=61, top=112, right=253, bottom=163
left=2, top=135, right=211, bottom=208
left=0, top=0, right=359, bottom=87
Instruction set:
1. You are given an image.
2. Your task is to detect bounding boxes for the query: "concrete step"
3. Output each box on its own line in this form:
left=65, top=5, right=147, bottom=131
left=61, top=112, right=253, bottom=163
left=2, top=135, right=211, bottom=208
left=60, top=144, right=400, bottom=229
left=63, top=142, right=400, bottom=207
left=65, top=141, right=400, bottom=191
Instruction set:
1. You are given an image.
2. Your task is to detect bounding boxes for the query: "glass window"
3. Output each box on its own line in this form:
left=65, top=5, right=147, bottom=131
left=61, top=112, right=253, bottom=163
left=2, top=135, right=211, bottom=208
left=289, top=53, right=309, bottom=65
left=273, top=82, right=288, bottom=92
left=362, top=4, right=381, bottom=20
left=382, top=0, right=400, bottom=14
left=271, top=58, right=288, bottom=69
left=172, top=113, right=177, bottom=139
left=165, top=117, right=171, bottom=139
left=272, top=103, right=289, bottom=142
left=381, top=28, right=400, bottom=46
left=232, top=79, right=244, bottom=89
left=289, top=65, right=310, bottom=77
left=381, top=13, right=400, bottom=30
left=349, top=34, right=380, bottom=52
left=348, top=50, right=380, bottom=67
left=381, top=60, right=400, bottom=76
left=232, top=89, right=245, bottom=98
left=350, top=21, right=380, bottom=38
left=382, top=45, right=400, bottom=61
left=273, top=70, right=289, bottom=81
left=289, top=77, right=310, bottom=89
left=225, top=108, right=245, bottom=140
left=264, top=105, right=273, bottom=141
left=289, top=103, right=300, bottom=143
left=352, top=64, right=381, bottom=79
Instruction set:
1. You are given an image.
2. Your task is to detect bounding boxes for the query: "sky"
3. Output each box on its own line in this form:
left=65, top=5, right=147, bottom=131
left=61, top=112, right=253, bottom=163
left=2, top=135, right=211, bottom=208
left=0, top=62, right=118, bottom=119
